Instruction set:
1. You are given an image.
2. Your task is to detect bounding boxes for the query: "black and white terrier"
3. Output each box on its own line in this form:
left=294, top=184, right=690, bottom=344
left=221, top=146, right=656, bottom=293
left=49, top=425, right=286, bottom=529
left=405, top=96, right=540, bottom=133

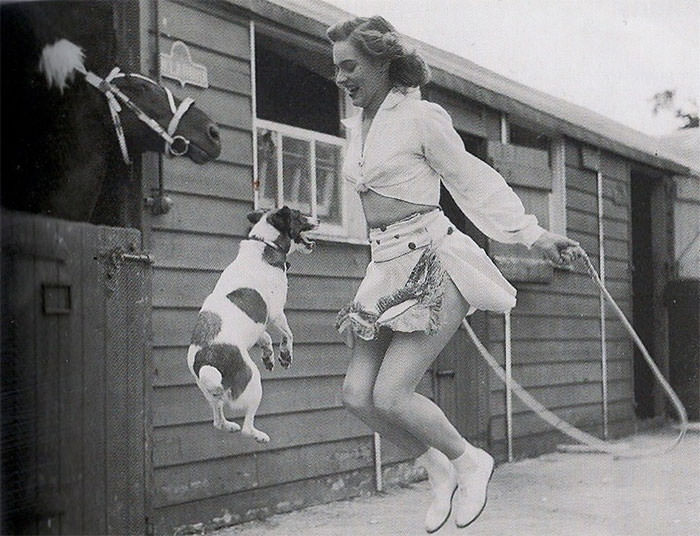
left=187, top=206, right=318, bottom=442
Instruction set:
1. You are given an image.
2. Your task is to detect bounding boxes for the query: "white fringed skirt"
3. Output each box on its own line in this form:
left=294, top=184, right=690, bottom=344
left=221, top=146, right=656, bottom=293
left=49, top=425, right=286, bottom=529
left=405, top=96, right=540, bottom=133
left=335, top=209, right=517, bottom=345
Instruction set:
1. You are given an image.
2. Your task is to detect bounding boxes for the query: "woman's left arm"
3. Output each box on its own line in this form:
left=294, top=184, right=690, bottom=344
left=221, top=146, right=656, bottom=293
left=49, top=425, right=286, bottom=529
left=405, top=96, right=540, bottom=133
left=420, top=102, right=580, bottom=264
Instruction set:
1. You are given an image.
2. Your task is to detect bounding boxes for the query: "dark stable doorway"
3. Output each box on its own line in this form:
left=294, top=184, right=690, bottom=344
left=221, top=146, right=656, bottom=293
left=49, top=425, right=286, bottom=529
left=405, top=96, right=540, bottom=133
left=631, top=170, right=656, bottom=418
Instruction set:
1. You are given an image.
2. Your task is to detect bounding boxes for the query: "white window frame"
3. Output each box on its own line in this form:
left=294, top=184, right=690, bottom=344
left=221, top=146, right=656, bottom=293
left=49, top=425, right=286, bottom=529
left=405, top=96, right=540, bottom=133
left=253, top=118, right=348, bottom=237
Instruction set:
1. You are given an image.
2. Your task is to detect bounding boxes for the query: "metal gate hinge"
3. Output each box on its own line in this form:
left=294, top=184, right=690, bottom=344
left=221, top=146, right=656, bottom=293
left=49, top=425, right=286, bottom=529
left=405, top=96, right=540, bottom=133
left=96, top=245, right=153, bottom=293
left=120, top=252, right=155, bottom=264
left=97, top=246, right=154, bottom=267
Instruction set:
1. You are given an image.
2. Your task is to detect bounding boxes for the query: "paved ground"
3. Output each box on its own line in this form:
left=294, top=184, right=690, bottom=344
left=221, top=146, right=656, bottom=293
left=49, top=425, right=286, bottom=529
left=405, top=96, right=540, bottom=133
left=212, top=428, right=699, bottom=536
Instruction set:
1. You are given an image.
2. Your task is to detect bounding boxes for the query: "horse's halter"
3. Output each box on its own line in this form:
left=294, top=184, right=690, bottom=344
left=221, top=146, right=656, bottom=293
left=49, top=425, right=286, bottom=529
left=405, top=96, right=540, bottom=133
left=81, top=66, right=195, bottom=164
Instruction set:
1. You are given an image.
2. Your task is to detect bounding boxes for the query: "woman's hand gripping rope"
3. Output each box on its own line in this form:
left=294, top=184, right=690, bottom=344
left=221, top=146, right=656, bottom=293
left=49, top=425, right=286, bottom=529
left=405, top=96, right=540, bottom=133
left=533, top=230, right=584, bottom=267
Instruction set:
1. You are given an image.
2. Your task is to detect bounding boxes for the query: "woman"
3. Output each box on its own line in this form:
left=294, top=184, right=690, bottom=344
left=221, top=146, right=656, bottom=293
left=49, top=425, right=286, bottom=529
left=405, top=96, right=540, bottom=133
left=328, top=16, right=580, bottom=533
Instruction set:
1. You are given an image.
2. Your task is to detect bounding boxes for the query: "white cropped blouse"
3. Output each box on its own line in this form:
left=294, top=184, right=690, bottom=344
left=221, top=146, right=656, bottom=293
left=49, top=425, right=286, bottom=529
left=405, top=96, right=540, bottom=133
left=341, top=87, right=545, bottom=248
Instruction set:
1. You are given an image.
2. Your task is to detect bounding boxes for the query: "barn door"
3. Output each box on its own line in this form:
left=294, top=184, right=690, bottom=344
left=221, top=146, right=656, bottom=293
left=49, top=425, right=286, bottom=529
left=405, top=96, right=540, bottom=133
left=1, top=211, right=152, bottom=535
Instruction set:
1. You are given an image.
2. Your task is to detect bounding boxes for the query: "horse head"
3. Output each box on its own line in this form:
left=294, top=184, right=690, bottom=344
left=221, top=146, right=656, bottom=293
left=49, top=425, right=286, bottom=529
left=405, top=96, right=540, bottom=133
left=109, top=73, right=222, bottom=164
left=7, top=38, right=223, bottom=223
left=39, top=39, right=221, bottom=164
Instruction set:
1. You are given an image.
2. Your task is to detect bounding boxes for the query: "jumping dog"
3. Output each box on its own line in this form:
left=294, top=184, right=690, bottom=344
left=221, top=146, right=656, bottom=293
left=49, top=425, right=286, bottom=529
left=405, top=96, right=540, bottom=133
left=187, top=206, right=318, bottom=442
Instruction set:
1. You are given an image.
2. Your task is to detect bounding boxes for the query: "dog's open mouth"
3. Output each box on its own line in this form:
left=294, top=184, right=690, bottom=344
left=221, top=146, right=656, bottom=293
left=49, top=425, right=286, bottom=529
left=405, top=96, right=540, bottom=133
left=295, top=220, right=319, bottom=252
left=297, top=234, right=315, bottom=251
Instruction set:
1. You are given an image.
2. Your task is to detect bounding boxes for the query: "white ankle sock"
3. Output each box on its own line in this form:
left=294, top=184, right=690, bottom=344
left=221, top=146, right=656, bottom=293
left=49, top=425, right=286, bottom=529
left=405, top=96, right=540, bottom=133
left=450, top=442, right=481, bottom=475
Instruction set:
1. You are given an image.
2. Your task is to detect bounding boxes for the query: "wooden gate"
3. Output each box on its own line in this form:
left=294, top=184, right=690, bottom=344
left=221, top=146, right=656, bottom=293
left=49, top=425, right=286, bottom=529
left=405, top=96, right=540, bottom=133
left=1, top=211, right=152, bottom=535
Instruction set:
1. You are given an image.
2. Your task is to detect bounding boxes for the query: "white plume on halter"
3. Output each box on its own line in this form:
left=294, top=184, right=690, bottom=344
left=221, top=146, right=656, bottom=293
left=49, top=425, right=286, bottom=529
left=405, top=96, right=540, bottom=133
left=38, top=38, right=85, bottom=93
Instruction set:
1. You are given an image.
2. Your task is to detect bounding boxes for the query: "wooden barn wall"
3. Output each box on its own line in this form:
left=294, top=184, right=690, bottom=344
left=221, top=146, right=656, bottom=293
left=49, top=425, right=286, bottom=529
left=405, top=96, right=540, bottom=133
left=486, top=138, right=637, bottom=459
left=139, top=1, right=419, bottom=532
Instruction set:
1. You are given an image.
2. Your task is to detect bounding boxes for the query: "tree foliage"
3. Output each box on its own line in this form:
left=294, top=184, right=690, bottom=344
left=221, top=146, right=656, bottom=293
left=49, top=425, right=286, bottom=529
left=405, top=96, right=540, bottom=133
left=651, top=89, right=699, bottom=129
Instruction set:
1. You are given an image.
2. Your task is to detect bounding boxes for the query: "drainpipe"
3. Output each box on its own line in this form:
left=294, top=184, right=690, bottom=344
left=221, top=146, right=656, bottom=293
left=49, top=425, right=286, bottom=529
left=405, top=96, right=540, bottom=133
left=596, top=154, right=609, bottom=439
left=373, top=432, right=383, bottom=492
left=250, top=21, right=260, bottom=208
left=504, top=311, right=514, bottom=462
left=500, top=112, right=514, bottom=461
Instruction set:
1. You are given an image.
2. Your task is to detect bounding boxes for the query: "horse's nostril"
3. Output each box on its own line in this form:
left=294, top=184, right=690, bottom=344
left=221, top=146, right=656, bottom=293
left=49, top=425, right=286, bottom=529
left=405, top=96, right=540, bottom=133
left=208, top=124, right=220, bottom=142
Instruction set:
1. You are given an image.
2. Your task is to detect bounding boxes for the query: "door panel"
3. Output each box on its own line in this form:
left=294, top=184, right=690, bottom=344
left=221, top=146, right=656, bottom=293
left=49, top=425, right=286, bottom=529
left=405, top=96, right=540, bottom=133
left=1, top=212, right=152, bottom=534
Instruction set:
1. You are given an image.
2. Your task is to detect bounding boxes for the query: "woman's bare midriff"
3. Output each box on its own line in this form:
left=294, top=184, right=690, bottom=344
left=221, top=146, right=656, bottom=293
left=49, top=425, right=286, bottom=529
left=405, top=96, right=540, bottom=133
left=360, top=189, right=437, bottom=229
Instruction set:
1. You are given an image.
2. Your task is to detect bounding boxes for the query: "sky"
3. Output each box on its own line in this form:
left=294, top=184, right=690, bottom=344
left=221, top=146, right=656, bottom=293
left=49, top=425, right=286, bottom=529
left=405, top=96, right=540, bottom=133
left=322, top=0, right=700, bottom=137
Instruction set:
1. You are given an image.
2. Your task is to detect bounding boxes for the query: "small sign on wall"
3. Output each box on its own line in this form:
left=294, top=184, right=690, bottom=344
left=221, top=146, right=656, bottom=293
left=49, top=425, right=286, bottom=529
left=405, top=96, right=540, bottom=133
left=160, top=41, right=209, bottom=89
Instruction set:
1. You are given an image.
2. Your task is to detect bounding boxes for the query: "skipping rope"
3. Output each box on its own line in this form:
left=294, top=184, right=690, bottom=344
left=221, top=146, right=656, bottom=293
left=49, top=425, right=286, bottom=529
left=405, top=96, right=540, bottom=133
left=461, top=248, right=689, bottom=459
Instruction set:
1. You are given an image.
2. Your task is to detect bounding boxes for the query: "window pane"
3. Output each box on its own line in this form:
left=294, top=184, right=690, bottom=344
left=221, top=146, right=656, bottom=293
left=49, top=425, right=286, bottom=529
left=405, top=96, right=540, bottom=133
left=282, top=136, right=312, bottom=214
left=257, top=128, right=277, bottom=209
left=255, top=34, right=340, bottom=136
left=316, top=142, right=342, bottom=225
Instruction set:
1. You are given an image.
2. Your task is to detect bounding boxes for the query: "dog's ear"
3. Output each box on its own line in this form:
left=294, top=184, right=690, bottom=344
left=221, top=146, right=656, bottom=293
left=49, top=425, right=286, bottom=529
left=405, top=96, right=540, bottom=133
left=268, top=206, right=292, bottom=234
left=247, top=210, right=265, bottom=224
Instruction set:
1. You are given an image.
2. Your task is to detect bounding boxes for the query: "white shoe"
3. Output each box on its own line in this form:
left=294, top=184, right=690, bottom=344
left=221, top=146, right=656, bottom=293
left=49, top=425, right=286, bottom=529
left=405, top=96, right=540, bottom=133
left=452, top=447, right=494, bottom=528
left=417, top=448, right=458, bottom=533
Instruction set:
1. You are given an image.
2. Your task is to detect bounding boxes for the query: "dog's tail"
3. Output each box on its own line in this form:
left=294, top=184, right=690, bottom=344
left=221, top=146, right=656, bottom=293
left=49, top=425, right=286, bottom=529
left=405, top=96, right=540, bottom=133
left=198, top=365, right=225, bottom=398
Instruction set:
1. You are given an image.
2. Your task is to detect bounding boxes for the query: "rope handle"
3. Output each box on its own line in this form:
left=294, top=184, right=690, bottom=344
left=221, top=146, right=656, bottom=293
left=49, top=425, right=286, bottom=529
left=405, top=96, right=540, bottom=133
left=463, top=248, right=688, bottom=459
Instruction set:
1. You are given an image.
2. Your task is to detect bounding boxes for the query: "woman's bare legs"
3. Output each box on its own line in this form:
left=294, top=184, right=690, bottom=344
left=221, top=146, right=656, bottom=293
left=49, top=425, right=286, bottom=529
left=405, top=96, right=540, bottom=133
left=341, top=277, right=492, bottom=530
left=370, top=277, right=494, bottom=529
left=342, top=329, right=427, bottom=458
left=371, top=277, right=473, bottom=459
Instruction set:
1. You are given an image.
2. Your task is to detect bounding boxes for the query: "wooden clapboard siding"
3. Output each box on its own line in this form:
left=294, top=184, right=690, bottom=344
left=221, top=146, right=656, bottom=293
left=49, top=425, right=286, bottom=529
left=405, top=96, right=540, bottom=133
left=152, top=461, right=401, bottom=532
left=164, top=161, right=253, bottom=201
left=490, top=414, right=636, bottom=461
left=490, top=359, right=632, bottom=391
left=427, top=86, right=486, bottom=137
left=153, top=376, right=344, bottom=427
left=489, top=374, right=633, bottom=413
left=491, top=398, right=635, bottom=442
left=154, top=408, right=369, bottom=466
left=486, top=138, right=635, bottom=460
left=152, top=268, right=358, bottom=310
left=152, top=436, right=410, bottom=510
left=152, top=308, right=341, bottom=346
left=486, top=339, right=632, bottom=365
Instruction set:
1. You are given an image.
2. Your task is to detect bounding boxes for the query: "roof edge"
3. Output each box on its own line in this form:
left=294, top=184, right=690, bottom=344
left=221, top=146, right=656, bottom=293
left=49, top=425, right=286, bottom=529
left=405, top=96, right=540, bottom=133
left=232, top=0, right=699, bottom=176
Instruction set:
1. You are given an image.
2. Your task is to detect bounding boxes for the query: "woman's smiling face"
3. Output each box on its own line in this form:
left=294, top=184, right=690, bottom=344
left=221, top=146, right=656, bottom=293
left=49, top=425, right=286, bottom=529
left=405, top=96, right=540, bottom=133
left=333, top=39, right=390, bottom=113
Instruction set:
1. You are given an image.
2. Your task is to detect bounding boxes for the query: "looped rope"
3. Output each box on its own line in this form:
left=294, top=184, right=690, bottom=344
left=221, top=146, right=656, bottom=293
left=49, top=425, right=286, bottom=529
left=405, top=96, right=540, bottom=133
left=462, top=248, right=688, bottom=459
left=80, top=66, right=195, bottom=163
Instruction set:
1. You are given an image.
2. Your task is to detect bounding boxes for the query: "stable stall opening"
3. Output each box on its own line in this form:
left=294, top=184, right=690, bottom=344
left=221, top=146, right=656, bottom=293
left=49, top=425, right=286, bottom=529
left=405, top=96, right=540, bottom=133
left=631, top=168, right=669, bottom=419
left=0, top=1, right=141, bottom=228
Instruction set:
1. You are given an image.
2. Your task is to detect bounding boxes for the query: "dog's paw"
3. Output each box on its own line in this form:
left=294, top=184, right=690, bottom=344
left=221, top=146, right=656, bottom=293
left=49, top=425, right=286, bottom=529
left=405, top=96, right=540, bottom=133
left=254, top=431, right=270, bottom=443
left=243, top=428, right=270, bottom=443
left=215, top=420, right=241, bottom=433
left=278, top=349, right=292, bottom=369
left=262, top=356, right=274, bottom=371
